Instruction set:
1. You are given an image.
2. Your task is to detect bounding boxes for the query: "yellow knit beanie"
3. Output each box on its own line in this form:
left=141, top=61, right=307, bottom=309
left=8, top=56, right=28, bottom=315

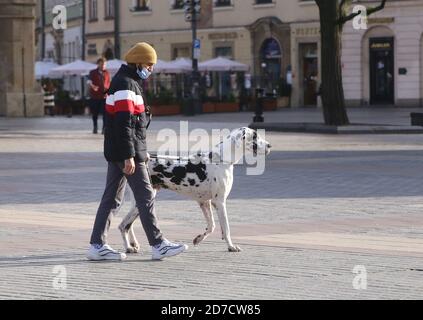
left=124, top=42, right=157, bottom=65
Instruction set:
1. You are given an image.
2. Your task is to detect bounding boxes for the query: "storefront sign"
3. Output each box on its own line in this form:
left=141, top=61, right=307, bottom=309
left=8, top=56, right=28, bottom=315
left=295, top=27, right=320, bottom=37
left=368, top=17, right=395, bottom=25
left=208, top=32, right=238, bottom=40
left=370, top=42, right=392, bottom=49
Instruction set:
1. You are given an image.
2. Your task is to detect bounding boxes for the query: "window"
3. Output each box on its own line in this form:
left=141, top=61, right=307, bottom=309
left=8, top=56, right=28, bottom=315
left=73, top=43, right=76, bottom=61
left=172, top=0, right=184, bottom=10
left=89, top=0, right=98, bottom=20
left=131, top=0, right=150, bottom=12
left=75, top=37, right=80, bottom=59
left=172, top=45, right=191, bottom=59
left=255, top=0, right=273, bottom=4
left=215, top=46, right=233, bottom=59
left=215, top=0, right=231, bottom=7
left=88, top=43, right=98, bottom=56
left=105, top=0, right=115, bottom=18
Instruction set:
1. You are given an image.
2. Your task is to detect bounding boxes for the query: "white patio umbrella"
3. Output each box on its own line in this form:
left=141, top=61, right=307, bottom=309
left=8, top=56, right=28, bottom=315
left=198, top=57, right=249, bottom=72
left=35, top=60, right=60, bottom=79
left=199, top=57, right=249, bottom=100
left=153, top=59, right=174, bottom=74
left=163, top=57, right=192, bottom=73
left=48, top=60, right=97, bottom=77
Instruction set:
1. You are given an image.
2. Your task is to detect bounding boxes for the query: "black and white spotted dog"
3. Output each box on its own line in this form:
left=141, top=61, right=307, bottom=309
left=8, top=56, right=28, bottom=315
left=119, top=127, right=271, bottom=253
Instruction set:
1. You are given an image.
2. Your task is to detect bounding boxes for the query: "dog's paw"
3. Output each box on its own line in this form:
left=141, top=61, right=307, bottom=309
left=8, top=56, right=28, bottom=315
left=193, top=234, right=204, bottom=246
left=228, top=245, right=242, bottom=252
left=126, top=244, right=140, bottom=254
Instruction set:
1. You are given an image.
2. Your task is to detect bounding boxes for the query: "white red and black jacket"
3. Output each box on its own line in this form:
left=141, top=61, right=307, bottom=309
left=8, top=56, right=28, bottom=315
left=104, top=64, right=148, bottom=163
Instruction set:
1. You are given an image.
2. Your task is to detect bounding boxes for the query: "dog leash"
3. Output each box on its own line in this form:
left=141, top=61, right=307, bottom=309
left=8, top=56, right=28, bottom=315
left=149, top=153, right=192, bottom=162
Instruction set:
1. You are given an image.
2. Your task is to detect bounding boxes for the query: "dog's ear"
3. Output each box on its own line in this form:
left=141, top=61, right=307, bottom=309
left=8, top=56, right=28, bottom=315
left=231, top=131, right=243, bottom=148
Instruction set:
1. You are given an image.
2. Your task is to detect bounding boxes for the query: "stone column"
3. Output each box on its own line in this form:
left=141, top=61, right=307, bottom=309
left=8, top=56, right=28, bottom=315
left=0, top=0, right=43, bottom=117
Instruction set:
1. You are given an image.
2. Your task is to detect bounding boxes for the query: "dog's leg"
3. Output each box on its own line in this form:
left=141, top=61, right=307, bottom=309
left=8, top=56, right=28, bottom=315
left=119, top=190, right=140, bottom=254
left=212, top=200, right=241, bottom=252
left=127, top=218, right=140, bottom=253
left=193, top=200, right=215, bottom=246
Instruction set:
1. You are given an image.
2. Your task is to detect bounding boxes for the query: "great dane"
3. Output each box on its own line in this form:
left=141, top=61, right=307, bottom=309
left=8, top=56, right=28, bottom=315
left=119, top=127, right=271, bottom=253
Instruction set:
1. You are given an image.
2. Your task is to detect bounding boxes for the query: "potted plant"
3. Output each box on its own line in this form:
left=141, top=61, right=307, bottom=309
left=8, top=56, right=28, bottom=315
left=214, top=92, right=239, bottom=113
left=149, top=87, right=181, bottom=116
left=202, top=97, right=216, bottom=113
left=54, top=89, right=71, bottom=115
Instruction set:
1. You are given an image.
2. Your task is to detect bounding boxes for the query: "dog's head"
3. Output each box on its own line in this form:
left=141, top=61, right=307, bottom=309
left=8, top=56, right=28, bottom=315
left=231, top=127, right=271, bottom=156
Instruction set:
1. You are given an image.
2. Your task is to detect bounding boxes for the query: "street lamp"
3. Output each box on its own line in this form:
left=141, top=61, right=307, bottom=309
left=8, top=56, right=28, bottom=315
left=261, top=62, right=267, bottom=90
left=184, top=0, right=202, bottom=115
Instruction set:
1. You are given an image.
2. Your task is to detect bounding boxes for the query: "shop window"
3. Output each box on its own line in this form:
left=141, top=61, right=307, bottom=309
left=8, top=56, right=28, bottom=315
left=215, top=46, right=233, bottom=59
left=131, top=0, right=150, bottom=12
left=215, top=0, right=232, bottom=7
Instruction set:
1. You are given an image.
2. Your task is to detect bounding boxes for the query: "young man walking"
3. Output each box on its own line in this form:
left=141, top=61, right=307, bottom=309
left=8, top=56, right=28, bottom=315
left=87, top=43, right=188, bottom=261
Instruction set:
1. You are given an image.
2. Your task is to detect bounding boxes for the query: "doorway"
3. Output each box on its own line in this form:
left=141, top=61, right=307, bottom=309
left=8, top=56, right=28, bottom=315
left=299, top=43, right=318, bottom=106
left=260, top=38, right=282, bottom=94
left=370, top=37, right=394, bottom=105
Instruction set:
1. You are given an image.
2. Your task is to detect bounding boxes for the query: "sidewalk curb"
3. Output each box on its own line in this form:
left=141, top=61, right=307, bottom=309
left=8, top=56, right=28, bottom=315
left=249, top=122, right=423, bottom=134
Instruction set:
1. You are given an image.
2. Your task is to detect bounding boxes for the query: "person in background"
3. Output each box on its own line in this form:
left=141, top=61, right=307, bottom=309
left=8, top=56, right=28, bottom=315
left=42, top=80, right=56, bottom=116
left=87, top=58, right=110, bottom=134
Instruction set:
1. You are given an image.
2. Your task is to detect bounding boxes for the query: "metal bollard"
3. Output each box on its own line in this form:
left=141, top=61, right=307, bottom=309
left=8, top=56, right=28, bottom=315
left=253, top=88, right=264, bottom=123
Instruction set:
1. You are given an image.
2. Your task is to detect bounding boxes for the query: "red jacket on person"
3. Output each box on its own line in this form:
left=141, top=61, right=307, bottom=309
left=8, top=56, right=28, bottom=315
left=88, top=68, right=111, bottom=100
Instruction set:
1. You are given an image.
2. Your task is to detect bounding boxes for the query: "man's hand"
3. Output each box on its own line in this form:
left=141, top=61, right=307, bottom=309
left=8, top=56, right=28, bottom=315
left=90, top=84, right=99, bottom=92
left=124, top=158, right=136, bottom=175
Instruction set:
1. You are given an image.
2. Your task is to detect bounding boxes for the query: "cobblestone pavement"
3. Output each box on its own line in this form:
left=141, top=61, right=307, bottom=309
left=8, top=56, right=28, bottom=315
left=1, top=109, right=423, bottom=300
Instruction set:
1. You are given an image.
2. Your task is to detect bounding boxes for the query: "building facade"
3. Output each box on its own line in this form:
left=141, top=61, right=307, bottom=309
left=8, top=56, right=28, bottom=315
left=342, top=0, right=423, bottom=107
left=37, top=0, right=84, bottom=64
left=116, top=0, right=320, bottom=107
left=85, top=0, right=117, bottom=63
left=36, top=0, right=423, bottom=108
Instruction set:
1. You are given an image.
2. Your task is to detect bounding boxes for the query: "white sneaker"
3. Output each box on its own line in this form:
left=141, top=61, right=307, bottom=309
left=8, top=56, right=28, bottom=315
left=152, top=239, right=188, bottom=260
left=87, top=244, right=127, bottom=261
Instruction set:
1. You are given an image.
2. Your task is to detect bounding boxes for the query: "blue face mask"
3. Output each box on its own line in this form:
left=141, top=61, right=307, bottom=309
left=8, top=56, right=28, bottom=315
left=137, top=67, right=151, bottom=80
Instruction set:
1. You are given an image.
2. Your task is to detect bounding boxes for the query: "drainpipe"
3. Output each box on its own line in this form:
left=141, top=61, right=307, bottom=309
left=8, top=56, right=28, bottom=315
left=81, top=0, right=86, bottom=60
left=41, top=0, right=46, bottom=60
left=114, top=0, right=120, bottom=59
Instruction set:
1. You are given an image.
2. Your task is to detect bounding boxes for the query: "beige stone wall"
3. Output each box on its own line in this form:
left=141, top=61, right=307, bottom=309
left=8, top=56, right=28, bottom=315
left=212, top=0, right=318, bottom=27
left=0, top=0, right=43, bottom=117
left=118, top=0, right=320, bottom=108
left=342, top=0, right=423, bottom=106
left=119, top=0, right=319, bottom=32
left=121, top=27, right=251, bottom=64
left=85, top=0, right=115, bottom=34
left=120, top=0, right=190, bottom=34
left=85, top=0, right=115, bottom=62
left=119, top=0, right=318, bottom=65
left=86, top=37, right=115, bottom=62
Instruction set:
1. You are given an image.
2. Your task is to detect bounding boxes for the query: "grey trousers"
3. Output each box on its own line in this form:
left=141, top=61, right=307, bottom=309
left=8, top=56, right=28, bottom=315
left=90, top=161, right=163, bottom=246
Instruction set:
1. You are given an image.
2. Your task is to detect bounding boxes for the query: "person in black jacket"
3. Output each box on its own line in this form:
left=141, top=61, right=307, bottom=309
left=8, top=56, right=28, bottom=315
left=87, top=42, right=188, bottom=261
